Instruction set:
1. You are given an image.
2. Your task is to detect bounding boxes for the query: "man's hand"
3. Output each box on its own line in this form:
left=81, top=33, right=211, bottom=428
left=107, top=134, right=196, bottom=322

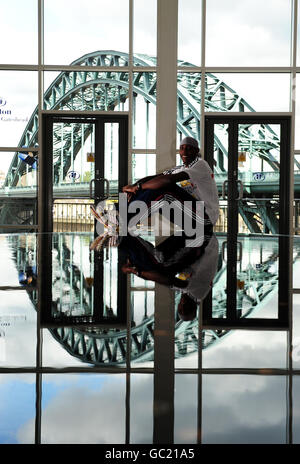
left=122, top=184, right=139, bottom=202
left=121, top=259, right=140, bottom=275
left=122, top=184, right=139, bottom=194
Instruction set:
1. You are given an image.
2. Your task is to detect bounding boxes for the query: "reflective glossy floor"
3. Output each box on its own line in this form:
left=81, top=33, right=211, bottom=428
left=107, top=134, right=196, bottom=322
left=1, top=231, right=300, bottom=444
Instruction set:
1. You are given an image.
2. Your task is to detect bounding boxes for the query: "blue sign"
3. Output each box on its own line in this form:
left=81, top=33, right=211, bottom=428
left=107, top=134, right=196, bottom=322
left=253, top=172, right=265, bottom=182
left=18, top=151, right=37, bottom=170
left=68, top=171, right=80, bottom=180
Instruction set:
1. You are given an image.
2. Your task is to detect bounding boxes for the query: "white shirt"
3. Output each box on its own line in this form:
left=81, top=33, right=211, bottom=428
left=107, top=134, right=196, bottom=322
left=175, top=234, right=219, bottom=302
left=164, top=157, right=220, bottom=225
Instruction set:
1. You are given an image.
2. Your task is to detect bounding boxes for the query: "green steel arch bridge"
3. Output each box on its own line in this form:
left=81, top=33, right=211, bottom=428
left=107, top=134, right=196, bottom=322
left=10, top=233, right=300, bottom=367
left=0, top=50, right=298, bottom=232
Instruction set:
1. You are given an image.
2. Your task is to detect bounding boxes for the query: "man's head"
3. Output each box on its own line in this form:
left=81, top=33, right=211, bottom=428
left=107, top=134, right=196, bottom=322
left=177, top=293, right=198, bottom=321
left=179, top=137, right=199, bottom=166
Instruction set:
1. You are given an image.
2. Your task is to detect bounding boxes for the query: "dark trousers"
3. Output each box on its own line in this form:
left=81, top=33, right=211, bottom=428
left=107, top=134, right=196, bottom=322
left=126, top=184, right=212, bottom=229
left=119, top=229, right=214, bottom=276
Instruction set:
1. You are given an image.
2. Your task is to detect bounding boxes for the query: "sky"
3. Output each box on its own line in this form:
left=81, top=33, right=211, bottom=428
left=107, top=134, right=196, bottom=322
left=0, top=0, right=299, bottom=163
left=205, top=0, right=292, bottom=66
left=1, top=370, right=297, bottom=444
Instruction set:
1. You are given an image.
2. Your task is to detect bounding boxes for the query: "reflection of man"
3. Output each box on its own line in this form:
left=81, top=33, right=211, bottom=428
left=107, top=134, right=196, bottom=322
left=92, top=137, right=219, bottom=237
left=177, top=294, right=198, bottom=322
left=118, top=231, right=219, bottom=321
left=176, top=236, right=218, bottom=298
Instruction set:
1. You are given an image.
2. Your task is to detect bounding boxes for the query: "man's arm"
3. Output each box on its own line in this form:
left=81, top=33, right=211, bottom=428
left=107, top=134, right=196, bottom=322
left=122, top=264, right=188, bottom=288
left=122, top=174, right=161, bottom=195
left=138, top=270, right=188, bottom=288
left=139, top=171, right=189, bottom=190
left=132, top=174, right=160, bottom=185
left=123, top=171, right=189, bottom=195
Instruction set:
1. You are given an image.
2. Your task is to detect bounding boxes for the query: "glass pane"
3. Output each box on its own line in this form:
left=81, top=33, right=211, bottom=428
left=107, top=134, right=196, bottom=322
left=209, top=119, right=282, bottom=323
left=52, top=122, right=94, bottom=189
left=133, top=73, right=156, bottom=149
left=51, top=121, right=121, bottom=230
left=213, top=123, right=227, bottom=234
left=130, top=271, right=155, bottom=369
left=295, top=155, right=300, bottom=232
left=134, top=0, right=157, bottom=58
left=174, top=374, right=197, bottom=443
left=292, top=294, right=300, bottom=369
left=178, top=0, right=202, bottom=66
left=41, top=374, right=126, bottom=444
left=177, top=72, right=201, bottom=146
left=175, top=293, right=199, bottom=369
left=42, top=326, right=96, bottom=368
left=44, top=70, right=129, bottom=112
left=0, top=234, right=37, bottom=286
left=238, top=123, right=281, bottom=234
left=206, top=0, right=292, bottom=66
left=295, top=74, right=300, bottom=148
left=130, top=292, right=155, bottom=369
left=211, top=126, right=227, bottom=320
left=296, top=4, right=300, bottom=67
left=202, top=375, right=287, bottom=443
left=51, top=121, right=94, bottom=229
left=293, top=377, right=300, bottom=443
left=103, top=246, right=120, bottom=320
left=132, top=291, right=154, bottom=327
left=0, top=151, right=37, bottom=228
left=131, top=273, right=155, bottom=289
left=0, top=374, right=36, bottom=444
left=44, top=0, right=129, bottom=65
left=0, top=290, right=37, bottom=367
left=0, top=234, right=37, bottom=368
left=293, top=238, right=300, bottom=287
left=202, top=330, right=287, bottom=369
left=105, top=122, right=119, bottom=195
left=0, top=72, right=38, bottom=146
left=43, top=233, right=128, bottom=363
left=130, top=374, right=153, bottom=444
left=0, top=0, right=37, bottom=64
left=211, top=236, right=226, bottom=320
left=205, top=73, right=290, bottom=113
left=51, top=234, right=94, bottom=323
left=235, top=236, right=279, bottom=320
left=53, top=200, right=93, bottom=233
left=132, top=154, right=156, bottom=183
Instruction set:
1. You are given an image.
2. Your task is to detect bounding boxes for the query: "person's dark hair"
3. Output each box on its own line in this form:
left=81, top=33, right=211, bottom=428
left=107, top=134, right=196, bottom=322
left=177, top=293, right=197, bottom=321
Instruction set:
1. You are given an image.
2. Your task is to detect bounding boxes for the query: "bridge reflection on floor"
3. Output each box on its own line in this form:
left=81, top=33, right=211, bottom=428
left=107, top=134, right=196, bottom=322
left=1, top=230, right=300, bottom=444
left=1, top=230, right=297, bottom=368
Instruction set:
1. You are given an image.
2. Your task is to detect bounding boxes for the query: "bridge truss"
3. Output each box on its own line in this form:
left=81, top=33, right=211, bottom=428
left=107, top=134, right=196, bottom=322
left=10, top=233, right=300, bottom=367
left=0, top=50, right=292, bottom=232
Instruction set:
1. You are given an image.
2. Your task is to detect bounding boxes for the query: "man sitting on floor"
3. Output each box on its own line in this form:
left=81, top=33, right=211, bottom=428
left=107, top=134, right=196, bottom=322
left=91, top=136, right=219, bottom=242
left=122, top=136, right=219, bottom=232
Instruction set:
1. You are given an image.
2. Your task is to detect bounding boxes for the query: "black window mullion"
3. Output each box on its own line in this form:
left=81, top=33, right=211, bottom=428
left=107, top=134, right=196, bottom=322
left=226, top=120, right=238, bottom=320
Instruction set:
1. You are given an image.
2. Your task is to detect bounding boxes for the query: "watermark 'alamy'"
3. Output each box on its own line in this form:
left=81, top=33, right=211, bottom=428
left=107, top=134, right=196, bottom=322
left=93, top=193, right=204, bottom=247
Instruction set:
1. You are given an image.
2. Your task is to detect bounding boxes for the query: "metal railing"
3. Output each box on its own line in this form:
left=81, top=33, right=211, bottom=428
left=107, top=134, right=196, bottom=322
left=53, top=200, right=94, bottom=232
